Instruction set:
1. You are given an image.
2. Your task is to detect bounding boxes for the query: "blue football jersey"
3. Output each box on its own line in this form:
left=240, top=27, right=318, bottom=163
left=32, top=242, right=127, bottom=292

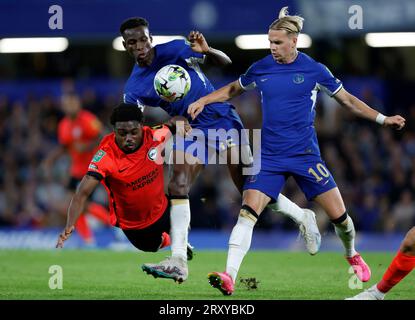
left=124, top=39, right=233, bottom=127
left=239, top=52, right=343, bottom=158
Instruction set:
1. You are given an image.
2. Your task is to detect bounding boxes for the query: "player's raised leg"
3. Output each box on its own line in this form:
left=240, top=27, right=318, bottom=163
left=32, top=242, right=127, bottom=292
left=208, top=189, right=270, bottom=295
left=268, top=195, right=321, bottom=255
left=346, top=227, right=415, bottom=300
left=314, top=187, right=371, bottom=282
left=142, top=150, right=203, bottom=283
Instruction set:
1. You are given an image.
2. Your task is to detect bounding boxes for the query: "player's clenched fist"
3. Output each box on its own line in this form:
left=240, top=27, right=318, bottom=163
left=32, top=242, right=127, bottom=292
left=384, top=115, right=406, bottom=130
left=188, top=30, right=209, bottom=54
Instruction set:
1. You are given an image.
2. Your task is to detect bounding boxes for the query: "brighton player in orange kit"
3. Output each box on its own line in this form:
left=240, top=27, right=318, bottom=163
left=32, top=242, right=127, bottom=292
left=43, top=92, right=111, bottom=245
left=347, top=227, right=415, bottom=300
left=56, top=104, right=193, bottom=269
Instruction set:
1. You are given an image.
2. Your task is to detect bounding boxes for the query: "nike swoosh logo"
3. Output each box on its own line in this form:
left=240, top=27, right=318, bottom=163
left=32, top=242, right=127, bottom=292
left=118, top=168, right=128, bottom=173
left=260, top=78, right=268, bottom=82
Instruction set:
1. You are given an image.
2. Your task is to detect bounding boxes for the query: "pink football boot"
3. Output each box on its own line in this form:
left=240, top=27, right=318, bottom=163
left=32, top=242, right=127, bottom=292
left=207, top=271, right=234, bottom=295
left=346, top=253, right=371, bottom=282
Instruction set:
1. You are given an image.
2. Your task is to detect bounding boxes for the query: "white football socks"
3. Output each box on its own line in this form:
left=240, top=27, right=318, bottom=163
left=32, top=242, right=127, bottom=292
left=226, top=210, right=257, bottom=282
left=334, top=215, right=357, bottom=257
left=267, top=194, right=305, bottom=225
left=170, top=198, right=191, bottom=261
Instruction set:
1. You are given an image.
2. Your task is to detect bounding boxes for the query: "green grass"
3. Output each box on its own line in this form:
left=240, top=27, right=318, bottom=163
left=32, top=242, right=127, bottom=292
left=0, top=250, right=413, bottom=300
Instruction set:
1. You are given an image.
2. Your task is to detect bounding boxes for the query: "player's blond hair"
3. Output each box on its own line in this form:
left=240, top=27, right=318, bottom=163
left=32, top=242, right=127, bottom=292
left=269, top=6, right=304, bottom=35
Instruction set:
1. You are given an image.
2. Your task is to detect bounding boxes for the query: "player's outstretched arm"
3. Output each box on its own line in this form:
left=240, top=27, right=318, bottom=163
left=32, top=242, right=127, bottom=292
left=188, top=30, right=232, bottom=66
left=333, top=88, right=406, bottom=130
left=56, top=175, right=100, bottom=248
left=188, top=80, right=244, bottom=120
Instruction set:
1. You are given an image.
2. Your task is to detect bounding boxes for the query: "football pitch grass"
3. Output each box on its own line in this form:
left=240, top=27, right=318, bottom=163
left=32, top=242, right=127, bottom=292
left=1, top=250, right=414, bottom=300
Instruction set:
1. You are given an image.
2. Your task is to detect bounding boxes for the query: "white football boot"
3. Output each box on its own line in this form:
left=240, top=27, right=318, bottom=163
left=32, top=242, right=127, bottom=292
left=142, top=256, right=188, bottom=283
left=299, top=209, right=321, bottom=255
left=345, top=285, right=385, bottom=300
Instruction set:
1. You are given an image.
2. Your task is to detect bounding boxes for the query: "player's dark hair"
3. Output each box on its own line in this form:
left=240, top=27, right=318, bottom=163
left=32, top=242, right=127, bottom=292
left=119, top=17, right=149, bottom=34
left=110, top=103, right=144, bottom=126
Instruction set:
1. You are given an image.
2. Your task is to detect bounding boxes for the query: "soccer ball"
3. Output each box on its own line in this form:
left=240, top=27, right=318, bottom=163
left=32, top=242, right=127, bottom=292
left=154, top=64, right=191, bottom=102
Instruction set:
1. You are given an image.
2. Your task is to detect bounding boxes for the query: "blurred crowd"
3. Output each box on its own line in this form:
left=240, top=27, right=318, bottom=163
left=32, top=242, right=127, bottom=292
left=0, top=80, right=414, bottom=234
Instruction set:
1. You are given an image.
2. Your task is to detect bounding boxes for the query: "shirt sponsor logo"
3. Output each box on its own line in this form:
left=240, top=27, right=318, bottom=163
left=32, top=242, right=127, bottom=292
left=293, top=73, right=305, bottom=84
left=147, top=147, right=158, bottom=161
left=125, top=168, right=159, bottom=191
left=92, top=150, right=106, bottom=162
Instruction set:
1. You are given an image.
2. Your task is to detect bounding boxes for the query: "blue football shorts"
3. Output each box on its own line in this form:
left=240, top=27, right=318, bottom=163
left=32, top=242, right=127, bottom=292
left=173, top=107, right=251, bottom=165
left=243, top=154, right=337, bottom=201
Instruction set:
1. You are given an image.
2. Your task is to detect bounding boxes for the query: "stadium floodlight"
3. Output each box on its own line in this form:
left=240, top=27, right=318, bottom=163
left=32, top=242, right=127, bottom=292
left=235, top=33, right=312, bottom=50
left=0, top=37, right=69, bottom=53
left=112, top=35, right=186, bottom=51
left=365, top=33, right=415, bottom=47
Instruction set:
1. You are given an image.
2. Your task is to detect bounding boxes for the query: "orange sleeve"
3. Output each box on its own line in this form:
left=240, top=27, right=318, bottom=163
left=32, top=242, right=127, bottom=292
left=87, top=147, right=113, bottom=179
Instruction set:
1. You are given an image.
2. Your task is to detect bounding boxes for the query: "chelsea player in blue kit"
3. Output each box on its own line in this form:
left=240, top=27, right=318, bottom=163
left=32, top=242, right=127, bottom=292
left=120, top=17, right=321, bottom=283
left=188, top=7, right=406, bottom=295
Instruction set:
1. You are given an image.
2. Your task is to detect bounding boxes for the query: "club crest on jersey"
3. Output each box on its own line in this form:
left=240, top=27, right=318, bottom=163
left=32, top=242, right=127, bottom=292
left=293, top=73, right=304, bottom=84
left=92, top=150, right=106, bottom=162
left=147, top=147, right=158, bottom=161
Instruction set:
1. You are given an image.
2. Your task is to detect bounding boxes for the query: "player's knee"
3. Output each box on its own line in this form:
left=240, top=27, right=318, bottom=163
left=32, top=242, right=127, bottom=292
left=401, top=227, right=415, bottom=254
left=238, top=204, right=259, bottom=223
left=330, top=211, right=349, bottom=225
left=168, top=180, right=190, bottom=195
left=242, top=193, right=266, bottom=215
left=168, top=176, right=191, bottom=195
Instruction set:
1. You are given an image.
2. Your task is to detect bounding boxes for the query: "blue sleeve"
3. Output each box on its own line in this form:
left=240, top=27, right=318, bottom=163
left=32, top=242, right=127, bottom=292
left=238, top=63, right=258, bottom=91
left=316, top=63, right=343, bottom=96
left=123, top=91, right=146, bottom=111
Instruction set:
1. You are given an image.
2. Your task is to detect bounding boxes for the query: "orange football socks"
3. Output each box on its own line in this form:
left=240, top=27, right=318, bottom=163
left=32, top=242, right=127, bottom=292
left=377, top=250, right=415, bottom=293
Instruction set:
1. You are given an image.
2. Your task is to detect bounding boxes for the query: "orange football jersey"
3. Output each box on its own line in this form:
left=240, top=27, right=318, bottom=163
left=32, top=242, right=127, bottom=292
left=58, top=110, right=102, bottom=179
left=87, top=126, right=171, bottom=230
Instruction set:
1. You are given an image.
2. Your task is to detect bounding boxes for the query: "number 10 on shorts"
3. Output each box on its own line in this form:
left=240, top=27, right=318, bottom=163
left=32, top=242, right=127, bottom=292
left=308, top=163, right=330, bottom=182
